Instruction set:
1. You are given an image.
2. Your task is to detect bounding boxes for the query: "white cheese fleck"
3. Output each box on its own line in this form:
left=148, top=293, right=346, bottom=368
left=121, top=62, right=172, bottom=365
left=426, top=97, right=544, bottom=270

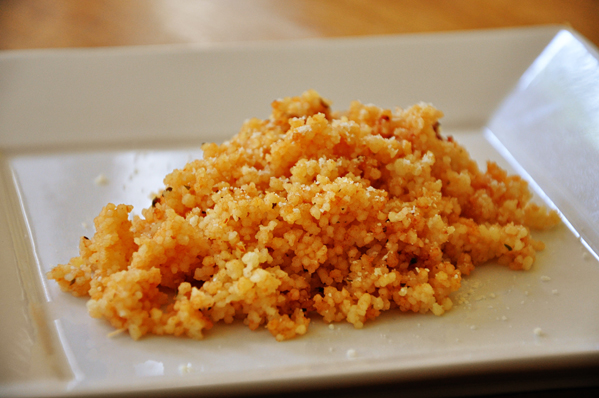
left=296, top=125, right=312, bottom=133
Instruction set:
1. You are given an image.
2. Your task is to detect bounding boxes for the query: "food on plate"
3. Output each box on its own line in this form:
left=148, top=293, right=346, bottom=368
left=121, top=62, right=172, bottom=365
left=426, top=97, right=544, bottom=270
left=48, top=90, right=559, bottom=341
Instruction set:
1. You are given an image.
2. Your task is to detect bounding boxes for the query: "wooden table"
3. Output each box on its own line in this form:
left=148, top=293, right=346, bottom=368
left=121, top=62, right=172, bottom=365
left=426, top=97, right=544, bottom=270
left=1, top=0, right=598, bottom=49
left=2, top=1, right=598, bottom=397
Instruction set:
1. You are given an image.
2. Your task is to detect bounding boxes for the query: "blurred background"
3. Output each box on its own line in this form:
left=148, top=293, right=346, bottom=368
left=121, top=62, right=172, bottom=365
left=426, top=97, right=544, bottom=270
left=1, top=0, right=598, bottom=50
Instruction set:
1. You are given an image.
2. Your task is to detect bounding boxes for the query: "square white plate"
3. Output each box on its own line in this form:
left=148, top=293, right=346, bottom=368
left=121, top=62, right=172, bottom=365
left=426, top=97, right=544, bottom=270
left=1, top=26, right=598, bottom=397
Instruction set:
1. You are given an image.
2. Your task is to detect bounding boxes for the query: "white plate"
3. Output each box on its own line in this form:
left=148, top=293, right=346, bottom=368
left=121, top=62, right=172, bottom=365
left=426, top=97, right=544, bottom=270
left=1, top=26, right=598, bottom=397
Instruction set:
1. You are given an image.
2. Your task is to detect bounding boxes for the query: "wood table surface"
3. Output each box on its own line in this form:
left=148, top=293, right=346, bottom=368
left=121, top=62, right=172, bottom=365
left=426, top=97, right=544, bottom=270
left=1, top=0, right=598, bottom=50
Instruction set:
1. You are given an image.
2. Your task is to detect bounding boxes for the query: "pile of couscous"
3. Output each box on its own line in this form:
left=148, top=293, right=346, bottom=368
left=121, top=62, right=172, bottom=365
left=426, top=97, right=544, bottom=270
left=48, top=90, right=559, bottom=341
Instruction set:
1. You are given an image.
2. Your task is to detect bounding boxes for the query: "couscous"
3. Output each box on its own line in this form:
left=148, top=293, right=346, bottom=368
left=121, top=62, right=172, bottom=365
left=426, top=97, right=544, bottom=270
left=48, top=90, right=559, bottom=341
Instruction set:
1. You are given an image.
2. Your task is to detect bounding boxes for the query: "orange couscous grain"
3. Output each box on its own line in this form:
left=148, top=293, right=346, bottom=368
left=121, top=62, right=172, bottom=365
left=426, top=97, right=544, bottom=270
left=48, top=90, right=560, bottom=341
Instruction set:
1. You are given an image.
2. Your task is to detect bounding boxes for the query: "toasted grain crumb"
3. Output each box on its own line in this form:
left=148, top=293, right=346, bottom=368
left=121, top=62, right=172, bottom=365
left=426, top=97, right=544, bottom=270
left=346, top=348, right=357, bottom=358
left=94, top=174, right=109, bottom=186
left=533, top=327, right=544, bottom=336
left=178, top=363, right=193, bottom=374
left=106, top=328, right=126, bottom=338
left=540, top=275, right=551, bottom=282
